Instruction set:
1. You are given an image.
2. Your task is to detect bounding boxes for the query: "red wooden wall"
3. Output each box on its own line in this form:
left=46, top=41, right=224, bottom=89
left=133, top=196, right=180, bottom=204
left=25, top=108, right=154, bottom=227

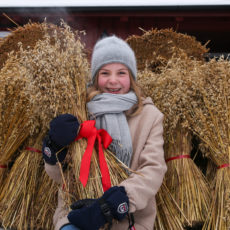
left=0, top=6, right=230, bottom=54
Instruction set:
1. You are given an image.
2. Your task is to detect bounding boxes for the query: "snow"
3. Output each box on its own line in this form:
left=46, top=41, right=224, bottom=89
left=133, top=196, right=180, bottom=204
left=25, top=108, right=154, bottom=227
left=0, top=0, right=230, bottom=7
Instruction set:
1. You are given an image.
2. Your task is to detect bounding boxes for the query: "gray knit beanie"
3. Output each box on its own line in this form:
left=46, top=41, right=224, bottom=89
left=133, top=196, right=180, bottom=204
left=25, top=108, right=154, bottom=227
left=91, top=35, right=137, bottom=82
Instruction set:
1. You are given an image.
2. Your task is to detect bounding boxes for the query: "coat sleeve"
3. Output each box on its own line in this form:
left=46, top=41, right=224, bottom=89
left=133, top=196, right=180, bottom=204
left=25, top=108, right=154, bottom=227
left=120, top=106, right=167, bottom=213
left=45, top=162, right=63, bottom=184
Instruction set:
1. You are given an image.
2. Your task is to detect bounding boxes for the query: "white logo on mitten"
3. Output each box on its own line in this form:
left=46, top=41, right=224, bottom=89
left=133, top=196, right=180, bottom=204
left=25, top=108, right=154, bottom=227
left=44, top=147, right=52, bottom=158
left=117, top=202, right=128, bottom=214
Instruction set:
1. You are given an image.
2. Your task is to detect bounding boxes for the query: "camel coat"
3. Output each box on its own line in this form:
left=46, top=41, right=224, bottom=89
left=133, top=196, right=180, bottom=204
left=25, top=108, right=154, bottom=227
left=45, top=97, right=167, bottom=230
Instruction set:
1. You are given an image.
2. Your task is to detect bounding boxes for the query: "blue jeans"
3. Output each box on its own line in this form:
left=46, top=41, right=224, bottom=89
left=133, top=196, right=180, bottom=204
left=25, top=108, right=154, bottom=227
left=61, top=224, right=81, bottom=230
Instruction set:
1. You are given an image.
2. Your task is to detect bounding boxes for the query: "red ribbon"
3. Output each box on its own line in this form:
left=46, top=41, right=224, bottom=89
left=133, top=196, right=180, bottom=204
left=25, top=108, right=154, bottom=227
left=0, top=165, right=7, bottom=169
left=166, top=154, right=191, bottom=163
left=25, top=147, right=42, bottom=153
left=217, top=163, right=230, bottom=169
left=75, top=120, right=112, bottom=192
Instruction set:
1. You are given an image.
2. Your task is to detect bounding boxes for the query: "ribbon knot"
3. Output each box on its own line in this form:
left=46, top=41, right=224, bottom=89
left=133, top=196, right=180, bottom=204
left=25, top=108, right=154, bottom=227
left=75, top=120, right=112, bottom=192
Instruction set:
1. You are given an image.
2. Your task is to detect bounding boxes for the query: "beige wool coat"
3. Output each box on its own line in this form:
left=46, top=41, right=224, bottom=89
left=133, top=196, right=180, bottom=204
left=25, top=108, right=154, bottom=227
left=45, top=97, right=167, bottom=230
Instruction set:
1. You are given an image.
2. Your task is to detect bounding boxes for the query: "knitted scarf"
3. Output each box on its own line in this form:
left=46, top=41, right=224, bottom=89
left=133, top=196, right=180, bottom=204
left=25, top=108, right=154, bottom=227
left=87, top=91, right=137, bottom=167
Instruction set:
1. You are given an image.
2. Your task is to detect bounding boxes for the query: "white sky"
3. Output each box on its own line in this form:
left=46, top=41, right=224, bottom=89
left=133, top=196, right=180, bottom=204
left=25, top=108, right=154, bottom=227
left=0, top=0, right=230, bottom=7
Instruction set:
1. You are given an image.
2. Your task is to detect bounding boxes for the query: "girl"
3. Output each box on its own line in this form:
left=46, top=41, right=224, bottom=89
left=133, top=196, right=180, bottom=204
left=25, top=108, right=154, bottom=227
left=43, top=35, right=167, bottom=230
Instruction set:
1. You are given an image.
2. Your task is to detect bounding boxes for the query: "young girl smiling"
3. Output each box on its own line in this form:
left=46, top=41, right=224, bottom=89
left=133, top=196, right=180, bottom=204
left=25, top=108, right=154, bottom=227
left=43, top=35, right=167, bottom=230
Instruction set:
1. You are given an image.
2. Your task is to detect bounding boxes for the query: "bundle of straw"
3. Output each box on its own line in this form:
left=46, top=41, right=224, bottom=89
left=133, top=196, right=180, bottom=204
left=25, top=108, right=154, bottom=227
left=177, top=57, right=230, bottom=229
left=138, top=55, right=211, bottom=227
left=154, top=182, right=190, bottom=230
left=0, top=20, right=129, bottom=229
left=0, top=22, right=63, bottom=69
left=0, top=61, right=36, bottom=189
left=0, top=21, right=82, bottom=229
left=0, top=22, right=71, bottom=229
left=0, top=21, right=67, bottom=188
left=126, top=28, right=208, bottom=71
left=0, top=133, right=57, bottom=230
left=33, top=169, right=58, bottom=229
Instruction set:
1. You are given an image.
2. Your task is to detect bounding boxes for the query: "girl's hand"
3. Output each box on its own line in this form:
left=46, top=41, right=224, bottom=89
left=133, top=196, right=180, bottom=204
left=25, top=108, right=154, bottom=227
left=42, top=114, right=80, bottom=165
left=68, top=186, right=129, bottom=230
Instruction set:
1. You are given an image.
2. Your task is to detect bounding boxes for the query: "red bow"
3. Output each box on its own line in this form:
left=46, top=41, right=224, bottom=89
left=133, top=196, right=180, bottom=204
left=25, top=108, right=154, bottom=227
left=75, top=120, right=112, bottom=192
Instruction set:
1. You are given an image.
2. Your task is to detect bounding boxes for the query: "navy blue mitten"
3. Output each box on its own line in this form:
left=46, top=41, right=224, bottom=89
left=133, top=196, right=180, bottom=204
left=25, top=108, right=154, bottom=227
left=42, top=114, right=80, bottom=165
left=67, top=186, right=129, bottom=230
left=49, top=114, right=80, bottom=146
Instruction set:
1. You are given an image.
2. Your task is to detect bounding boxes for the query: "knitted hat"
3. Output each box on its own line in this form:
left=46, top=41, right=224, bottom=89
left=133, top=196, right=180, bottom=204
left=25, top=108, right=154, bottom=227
left=91, top=35, right=137, bottom=82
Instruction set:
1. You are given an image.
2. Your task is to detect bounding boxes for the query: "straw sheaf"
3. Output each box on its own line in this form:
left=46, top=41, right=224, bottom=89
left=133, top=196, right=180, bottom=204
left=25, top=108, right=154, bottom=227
left=0, top=22, right=66, bottom=70
left=138, top=55, right=211, bottom=227
left=154, top=183, right=189, bottom=230
left=139, top=54, right=230, bottom=229
left=178, top=57, right=230, bottom=164
left=175, top=57, right=230, bottom=229
left=0, top=57, right=36, bottom=171
left=0, top=134, right=58, bottom=230
left=138, top=54, right=202, bottom=142
left=13, top=21, right=89, bottom=131
left=0, top=54, right=37, bottom=228
left=0, top=21, right=88, bottom=229
left=126, top=28, right=208, bottom=72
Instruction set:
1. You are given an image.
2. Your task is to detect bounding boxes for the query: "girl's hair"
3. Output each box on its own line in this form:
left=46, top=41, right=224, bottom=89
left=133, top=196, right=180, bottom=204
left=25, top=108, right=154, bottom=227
left=87, top=71, right=144, bottom=117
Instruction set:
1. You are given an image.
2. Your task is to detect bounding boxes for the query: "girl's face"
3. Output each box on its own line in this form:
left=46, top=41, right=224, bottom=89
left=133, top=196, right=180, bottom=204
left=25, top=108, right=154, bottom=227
left=97, top=63, right=131, bottom=94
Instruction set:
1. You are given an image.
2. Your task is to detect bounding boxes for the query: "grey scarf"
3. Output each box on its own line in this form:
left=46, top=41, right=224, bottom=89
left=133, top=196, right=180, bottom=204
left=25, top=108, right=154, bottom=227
left=87, top=91, right=137, bottom=167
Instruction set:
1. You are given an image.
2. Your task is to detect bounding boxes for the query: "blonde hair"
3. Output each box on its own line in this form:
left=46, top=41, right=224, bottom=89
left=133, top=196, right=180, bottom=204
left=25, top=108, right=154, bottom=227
left=87, top=72, right=144, bottom=117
